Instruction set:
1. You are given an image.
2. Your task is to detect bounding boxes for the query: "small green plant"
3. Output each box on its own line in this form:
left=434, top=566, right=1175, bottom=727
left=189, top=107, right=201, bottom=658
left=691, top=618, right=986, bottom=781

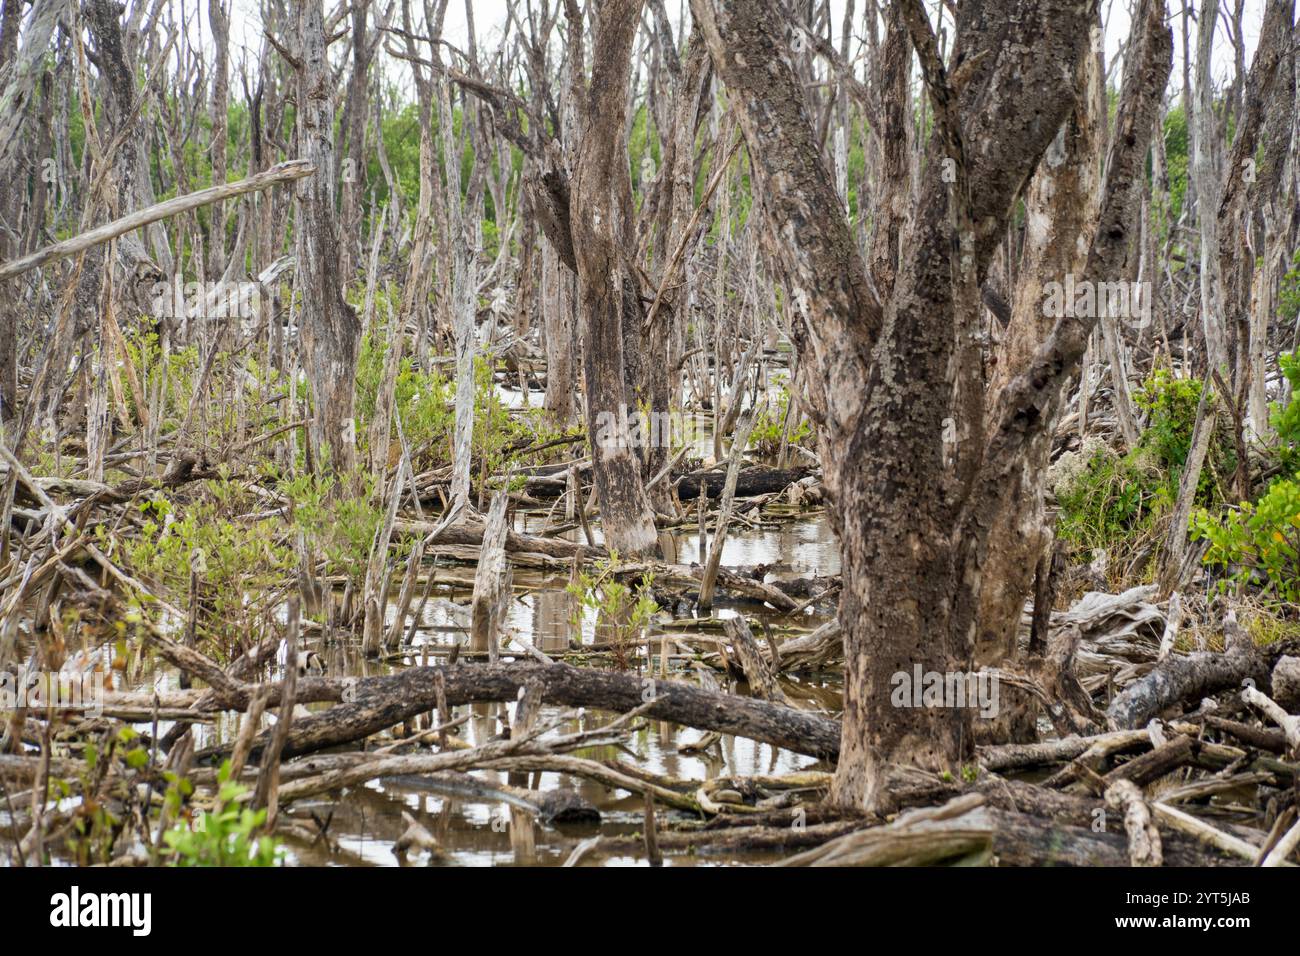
left=115, top=478, right=295, bottom=651
left=122, top=328, right=201, bottom=427
left=278, top=470, right=384, bottom=582
left=355, top=320, right=455, bottom=461
left=1279, top=247, right=1300, bottom=327
left=749, top=377, right=812, bottom=458
left=567, top=554, right=659, bottom=667
left=1052, top=439, right=1154, bottom=553
left=59, top=726, right=151, bottom=865
left=1241, top=604, right=1300, bottom=646
left=161, top=760, right=282, bottom=866
left=356, top=331, right=543, bottom=498
left=1192, top=477, right=1300, bottom=602
left=1269, top=350, right=1300, bottom=473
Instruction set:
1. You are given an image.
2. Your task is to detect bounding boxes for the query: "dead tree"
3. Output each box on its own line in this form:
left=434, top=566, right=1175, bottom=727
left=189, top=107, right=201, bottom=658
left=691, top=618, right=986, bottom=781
left=567, top=0, right=660, bottom=556
left=293, top=0, right=362, bottom=477
left=692, top=0, right=1172, bottom=812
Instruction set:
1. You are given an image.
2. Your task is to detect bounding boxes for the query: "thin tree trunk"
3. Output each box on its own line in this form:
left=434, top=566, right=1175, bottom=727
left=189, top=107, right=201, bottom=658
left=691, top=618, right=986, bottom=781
left=293, top=0, right=361, bottom=477
left=569, top=0, right=659, bottom=557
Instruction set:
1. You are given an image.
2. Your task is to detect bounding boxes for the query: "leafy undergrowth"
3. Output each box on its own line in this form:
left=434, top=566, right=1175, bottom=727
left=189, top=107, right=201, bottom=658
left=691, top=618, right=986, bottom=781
left=1189, top=352, right=1300, bottom=605
left=1054, top=352, right=1300, bottom=616
left=1050, top=369, right=1236, bottom=587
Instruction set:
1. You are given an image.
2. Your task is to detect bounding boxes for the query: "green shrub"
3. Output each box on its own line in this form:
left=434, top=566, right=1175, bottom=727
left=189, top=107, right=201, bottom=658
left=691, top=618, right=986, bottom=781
left=750, top=377, right=812, bottom=458
left=1269, top=349, right=1300, bottom=472
left=1051, top=439, right=1158, bottom=553
left=1279, top=248, right=1300, bottom=327
left=1053, top=370, right=1233, bottom=557
left=1192, top=477, right=1300, bottom=602
left=1193, top=350, right=1300, bottom=601
left=116, top=478, right=295, bottom=649
left=356, top=329, right=543, bottom=498
left=567, top=554, right=658, bottom=664
left=161, top=760, right=282, bottom=867
left=277, top=470, right=384, bottom=582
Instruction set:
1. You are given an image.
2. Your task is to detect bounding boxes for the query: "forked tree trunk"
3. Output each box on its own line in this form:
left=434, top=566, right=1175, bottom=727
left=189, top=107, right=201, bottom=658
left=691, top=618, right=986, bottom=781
left=694, top=0, right=1170, bottom=813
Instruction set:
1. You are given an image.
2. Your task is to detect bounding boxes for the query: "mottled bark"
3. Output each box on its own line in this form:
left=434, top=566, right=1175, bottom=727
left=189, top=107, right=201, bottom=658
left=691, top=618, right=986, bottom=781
left=695, top=0, right=1167, bottom=813
left=978, top=49, right=1103, bottom=668
left=541, top=238, right=578, bottom=424
left=0, top=0, right=27, bottom=426
left=213, top=661, right=843, bottom=763
left=293, top=0, right=361, bottom=476
left=569, top=0, right=659, bottom=556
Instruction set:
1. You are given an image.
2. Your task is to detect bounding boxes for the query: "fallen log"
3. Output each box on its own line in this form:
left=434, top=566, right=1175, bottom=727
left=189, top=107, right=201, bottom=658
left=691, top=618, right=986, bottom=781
left=395, top=517, right=801, bottom=610
left=675, top=466, right=812, bottom=502
left=596, top=820, right=865, bottom=857
left=192, top=661, right=842, bottom=763
left=977, top=729, right=1151, bottom=773
left=1100, top=734, right=1196, bottom=788
left=0, top=160, right=314, bottom=281
left=1106, top=612, right=1269, bottom=730
left=779, top=793, right=1236, bottom=867
left=392, top=769, right=600, bottom=823
left=772, top=620, right=842, bottom=671
left=395, top=517, right=601, bottom=561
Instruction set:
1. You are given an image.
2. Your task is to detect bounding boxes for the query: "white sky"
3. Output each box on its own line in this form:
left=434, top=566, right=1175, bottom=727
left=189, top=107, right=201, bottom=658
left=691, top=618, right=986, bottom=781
left=197, top=0, right=1279, bottom=97
left=442, top=0, right=1271, bottom=86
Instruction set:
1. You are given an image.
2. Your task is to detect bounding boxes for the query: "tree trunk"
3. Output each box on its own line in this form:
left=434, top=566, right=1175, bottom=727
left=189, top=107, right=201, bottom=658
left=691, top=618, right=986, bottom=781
left=694, top=0, right=1168, bottom=814
left=977, top=47, right=1104, bottom=670
left=294, top=0, right=361, bottom=477
left=569, top=0, right=659, bottom=557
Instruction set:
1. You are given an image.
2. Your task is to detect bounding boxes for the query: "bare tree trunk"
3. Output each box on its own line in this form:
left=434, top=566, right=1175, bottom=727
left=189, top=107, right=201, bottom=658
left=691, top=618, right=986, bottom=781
left=569, top=0, right=659, bottom=557
left=1218, top=0, right=1296, bottom=439
left=439, top=74, right=480, bottom=509
left=694, top=0, right=1170, bottom=814
left=1192, top=0, right=1229, bottom=377
left=207, top=0, right=230, bottom=278
left=470, top=493, right=511, bottom=658
left=293, top=0, right=361, bottom=477
left=338, top=0, right=375, bottom=280
left=541, top=239, right=578, bottom=425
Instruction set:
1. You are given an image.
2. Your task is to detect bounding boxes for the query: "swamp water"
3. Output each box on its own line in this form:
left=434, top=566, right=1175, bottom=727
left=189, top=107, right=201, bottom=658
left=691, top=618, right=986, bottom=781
left=19, top=514, right=842, bottom=867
